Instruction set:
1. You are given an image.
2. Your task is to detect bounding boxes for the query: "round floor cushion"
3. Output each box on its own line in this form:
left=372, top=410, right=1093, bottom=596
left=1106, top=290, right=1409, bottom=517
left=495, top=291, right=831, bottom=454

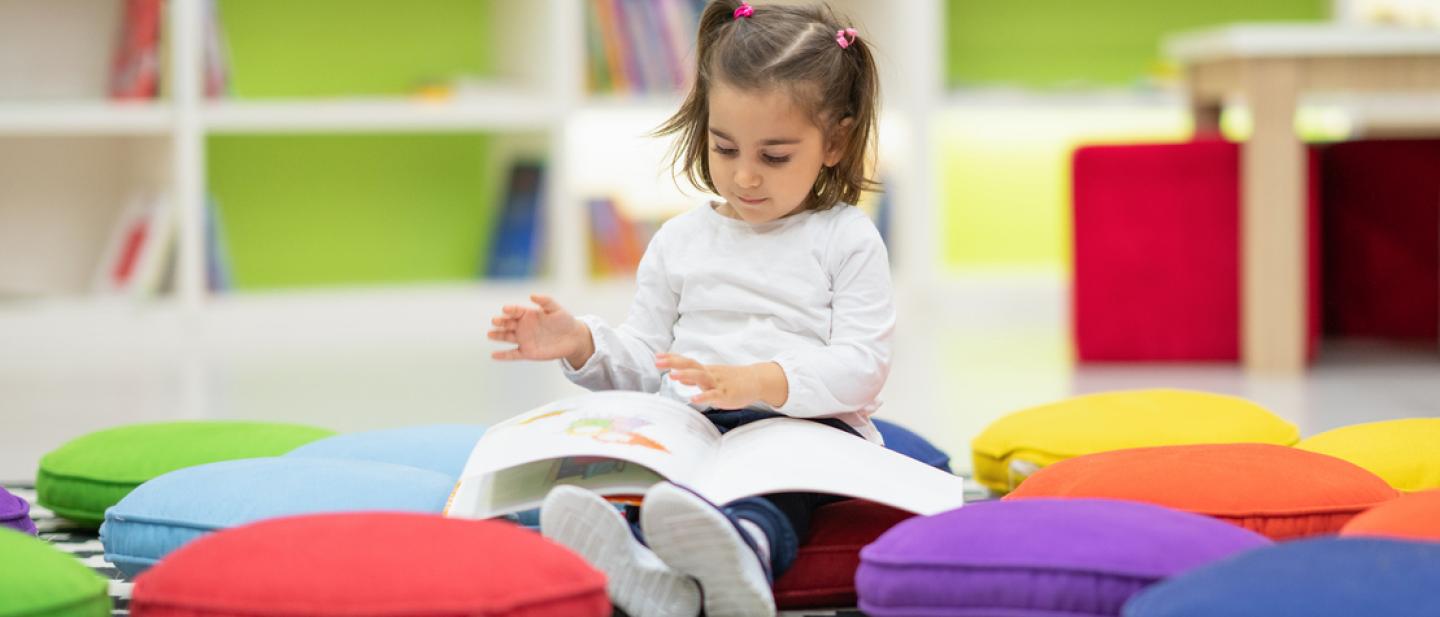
left=1297, top=418, right=1440, bottom=491
left=1006, top=443, right=1400, bottom=540
left=1123, top=538, right=1440, bottom=616
left=37, top=421, right=334, bottom=526
left=971, top=389, right=1298, bottom=493
left=1, top=487, right=35, bottom=535
left=101, top=457, right=455, bottom=576
left=1341, top=489, right=1440, bottom=542
left=774, top=499, right=915, bottom=609
left=283, top=424, right=487, bottom=479
left=0, top=528, right=110, bottom=617
left=130, top=512, right=610, bottom=617
left=856, top=498, right=1271, bottom=617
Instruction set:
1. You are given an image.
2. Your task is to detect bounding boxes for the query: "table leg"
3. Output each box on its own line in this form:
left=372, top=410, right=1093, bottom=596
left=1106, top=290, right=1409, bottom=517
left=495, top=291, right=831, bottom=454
left=1241, top=59, right=1307, bottom=375
left=1186, top=66, right=1224, bottom=137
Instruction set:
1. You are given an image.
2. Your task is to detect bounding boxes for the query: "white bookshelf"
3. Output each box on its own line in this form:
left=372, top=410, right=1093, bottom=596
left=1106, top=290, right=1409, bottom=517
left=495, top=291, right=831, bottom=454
left=0, top=0, right=946, bottom=341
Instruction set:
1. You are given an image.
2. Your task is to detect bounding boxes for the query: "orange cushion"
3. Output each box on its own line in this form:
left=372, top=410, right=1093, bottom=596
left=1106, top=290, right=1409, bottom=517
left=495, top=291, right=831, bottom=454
left=1005, top=443, right=1399, bottom=540
left=1341, top=490, right=1440, bottom=543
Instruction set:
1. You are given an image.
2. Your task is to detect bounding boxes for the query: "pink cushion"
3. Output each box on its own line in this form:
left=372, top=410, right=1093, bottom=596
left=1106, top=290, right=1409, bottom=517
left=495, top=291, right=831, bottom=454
left=131, top=512, right=609, bottom=617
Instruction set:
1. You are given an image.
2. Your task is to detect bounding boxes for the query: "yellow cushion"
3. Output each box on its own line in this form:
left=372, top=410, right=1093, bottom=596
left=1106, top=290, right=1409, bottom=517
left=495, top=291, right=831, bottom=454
left=1297, top=419, right=1440, bottom=492
left=971, top=389, right=1299, bottom=493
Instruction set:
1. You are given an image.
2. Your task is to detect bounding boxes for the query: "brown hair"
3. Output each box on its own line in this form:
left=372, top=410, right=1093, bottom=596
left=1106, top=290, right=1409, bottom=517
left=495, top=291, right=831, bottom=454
left=654, top=0, right=881, bottom=212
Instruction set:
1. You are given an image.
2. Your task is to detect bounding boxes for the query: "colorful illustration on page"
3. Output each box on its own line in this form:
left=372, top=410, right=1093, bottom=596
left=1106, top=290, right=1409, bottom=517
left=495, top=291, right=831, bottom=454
left=566, top=417, right=670, bottom=453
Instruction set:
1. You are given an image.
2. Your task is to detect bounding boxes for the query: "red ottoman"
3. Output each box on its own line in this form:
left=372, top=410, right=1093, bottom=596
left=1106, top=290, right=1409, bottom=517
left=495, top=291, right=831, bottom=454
left=1071, top=140, right=1321, bottom=361
left=131, top=513, right=609, bottom=617
left=774, top=499, right=914, bottom=609
left=1320, top=139, right=1440, bottom=344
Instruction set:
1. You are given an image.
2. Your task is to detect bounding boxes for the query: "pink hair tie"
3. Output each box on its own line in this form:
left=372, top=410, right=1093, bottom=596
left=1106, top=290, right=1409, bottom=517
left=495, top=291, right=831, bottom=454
left=835, top=27, right=857, bottom=49
left=733, top=1, right=753, bottom=19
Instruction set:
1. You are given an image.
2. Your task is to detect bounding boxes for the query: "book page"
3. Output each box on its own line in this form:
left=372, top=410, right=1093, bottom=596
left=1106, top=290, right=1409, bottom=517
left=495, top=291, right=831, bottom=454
left=448, top=391, right=722, bottom=518
left=691, top=418, right=967, bottom=516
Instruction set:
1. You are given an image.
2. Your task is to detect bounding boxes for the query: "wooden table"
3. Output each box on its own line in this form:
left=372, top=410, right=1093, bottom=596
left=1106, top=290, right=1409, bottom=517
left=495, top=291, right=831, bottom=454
left=1165, top=24, right=1440, bottom=375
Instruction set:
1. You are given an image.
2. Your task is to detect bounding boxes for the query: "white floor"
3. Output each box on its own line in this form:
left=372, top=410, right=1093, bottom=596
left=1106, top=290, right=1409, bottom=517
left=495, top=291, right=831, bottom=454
left=2, top=275, right=1437, bottom=483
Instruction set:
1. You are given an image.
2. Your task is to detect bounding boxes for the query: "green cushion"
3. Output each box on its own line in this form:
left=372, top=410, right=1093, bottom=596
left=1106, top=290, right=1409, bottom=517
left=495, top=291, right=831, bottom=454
left=38, top=421, right=334, bottom=525
left=0, top=528, right=110, bottom=617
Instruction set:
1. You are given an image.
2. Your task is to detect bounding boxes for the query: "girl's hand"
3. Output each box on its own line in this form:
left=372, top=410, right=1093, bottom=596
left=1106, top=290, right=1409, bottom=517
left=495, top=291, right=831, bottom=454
left=488, top=294, right=592, bottom=364
left=656, top=353, right=788, bottom=409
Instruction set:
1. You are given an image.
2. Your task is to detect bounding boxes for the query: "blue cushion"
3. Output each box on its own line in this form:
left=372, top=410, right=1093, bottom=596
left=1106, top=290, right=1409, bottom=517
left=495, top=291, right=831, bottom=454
left=1123, top=537, right=1440, bottom=616
left=283, top=424, right=487, bottom=479
left=100, top=457, right=453, bottom=576
left=874, top=419, right=951, bottom=472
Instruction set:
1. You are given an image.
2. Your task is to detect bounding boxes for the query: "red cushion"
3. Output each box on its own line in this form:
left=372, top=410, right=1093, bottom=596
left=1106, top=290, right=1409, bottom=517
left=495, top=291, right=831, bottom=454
left=1071, top=140, right=1321, bottom=361
left=131, top=513, right=609, bottom=617
left=773, top=499, right=914, bottom=609
left=1341, top=489, right=1440, bottom=543
left=1320, top=139, right=1440, bottom=343
left=1006, top=443, right=1399, bottom=540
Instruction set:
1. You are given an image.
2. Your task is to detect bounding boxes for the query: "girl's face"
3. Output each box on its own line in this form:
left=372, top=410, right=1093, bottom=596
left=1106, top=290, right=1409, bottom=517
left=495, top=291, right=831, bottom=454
left=706, top=81, right=843, bottom=224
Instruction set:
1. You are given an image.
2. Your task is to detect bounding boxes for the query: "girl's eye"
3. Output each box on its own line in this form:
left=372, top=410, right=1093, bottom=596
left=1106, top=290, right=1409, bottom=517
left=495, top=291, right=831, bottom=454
left=712, top=145, right=738, bottom=157
left=762, top=154, right=790, bottom=165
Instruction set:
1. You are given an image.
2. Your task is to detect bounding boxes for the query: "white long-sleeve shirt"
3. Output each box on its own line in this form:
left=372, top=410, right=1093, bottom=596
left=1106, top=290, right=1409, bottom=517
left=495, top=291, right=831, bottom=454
left=561, top=201, right=895, bottom=443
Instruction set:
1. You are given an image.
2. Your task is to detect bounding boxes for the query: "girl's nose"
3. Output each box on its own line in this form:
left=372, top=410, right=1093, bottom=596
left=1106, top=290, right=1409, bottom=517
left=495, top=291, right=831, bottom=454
left=734, top=165, right=761, bottom=189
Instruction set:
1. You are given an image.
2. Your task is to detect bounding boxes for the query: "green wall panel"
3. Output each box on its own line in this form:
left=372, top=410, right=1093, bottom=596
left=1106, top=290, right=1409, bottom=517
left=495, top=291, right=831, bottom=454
left=209, top=1, right=508, bottom=291
left=945, top=0, right=1329, bottom=89
left=217, top=0, right=495, bottom=98
left=208, top=134, right=497, bottom=290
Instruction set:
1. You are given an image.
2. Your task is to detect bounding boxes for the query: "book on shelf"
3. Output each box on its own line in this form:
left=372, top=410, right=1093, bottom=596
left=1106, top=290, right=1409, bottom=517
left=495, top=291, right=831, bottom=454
left=486, top=161, right=548, bottom=279
left=856, top=174, right=892, bottom=252
left=204, top=196, right=233, bottom=293
left=203, top=0, right=231, bottom=98
left=110, top=0, right=163, bottom=100
left=584, top=0, right=704, bottom=95
left=587, top=197, right=648, bottom=278
left=444, top=391, right=966, bottom=520
left=92, top=193, right=176, bottom=298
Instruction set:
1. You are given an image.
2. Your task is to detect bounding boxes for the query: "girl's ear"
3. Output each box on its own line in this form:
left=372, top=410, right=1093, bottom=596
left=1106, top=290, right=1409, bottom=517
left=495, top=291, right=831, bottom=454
left=823, top=116, right=855, bottom=167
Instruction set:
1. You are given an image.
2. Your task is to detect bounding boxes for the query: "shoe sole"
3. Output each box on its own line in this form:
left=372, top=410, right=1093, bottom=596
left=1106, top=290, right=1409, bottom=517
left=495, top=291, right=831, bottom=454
left=641, top=483, right=775, bottom=617
left=540, top=486, right=700, bottom=617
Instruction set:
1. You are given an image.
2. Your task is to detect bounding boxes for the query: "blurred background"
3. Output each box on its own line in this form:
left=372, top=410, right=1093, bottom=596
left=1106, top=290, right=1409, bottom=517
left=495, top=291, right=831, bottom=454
left=1, top=0, right=1437, bottom=483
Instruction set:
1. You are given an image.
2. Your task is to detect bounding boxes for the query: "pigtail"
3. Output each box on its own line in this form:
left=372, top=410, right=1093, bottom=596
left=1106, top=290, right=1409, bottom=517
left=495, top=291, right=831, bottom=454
left=816, top=25, right=881, bottom=208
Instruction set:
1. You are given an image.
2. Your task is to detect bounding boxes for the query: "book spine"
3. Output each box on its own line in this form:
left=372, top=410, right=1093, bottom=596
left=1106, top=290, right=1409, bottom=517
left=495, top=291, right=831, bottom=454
left=487, top=162, right=546, bottom=279
left=110, top=0, right=162, bottom=100
left=592, top=0, right=631, bottom=93
left=613, top=0, right=647, bottom=93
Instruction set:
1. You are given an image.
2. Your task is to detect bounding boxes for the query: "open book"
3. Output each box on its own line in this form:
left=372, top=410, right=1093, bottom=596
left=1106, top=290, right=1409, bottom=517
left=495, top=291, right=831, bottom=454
left=445, top=391, right=966, bottom=520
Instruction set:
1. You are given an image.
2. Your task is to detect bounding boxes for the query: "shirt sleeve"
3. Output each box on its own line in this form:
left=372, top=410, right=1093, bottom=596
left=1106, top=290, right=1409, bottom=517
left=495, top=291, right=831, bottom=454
left=561, top=229, right=679, bottom=393
left=771, top=216, right=895, bottom=418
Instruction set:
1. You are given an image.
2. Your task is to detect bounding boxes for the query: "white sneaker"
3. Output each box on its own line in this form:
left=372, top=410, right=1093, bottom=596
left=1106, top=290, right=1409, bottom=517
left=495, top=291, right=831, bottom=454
left=540, top=485, right=701, bottom=617
left=641, top=482, right=776, bottom=617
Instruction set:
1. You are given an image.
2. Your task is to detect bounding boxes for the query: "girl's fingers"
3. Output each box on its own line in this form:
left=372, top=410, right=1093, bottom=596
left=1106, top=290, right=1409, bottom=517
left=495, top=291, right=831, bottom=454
left=491, top=348, right=525, bottom=361
left=530, top=293, right=556, bottom=309
left=691, top=388, right=723, bottom=406
left=491, top=316, right=514, bottom=328
left=487, top=330, right=517, bottom=343
left=502, top=305, right=523, bottom=317
left=656, top=353, right=699, bottom=369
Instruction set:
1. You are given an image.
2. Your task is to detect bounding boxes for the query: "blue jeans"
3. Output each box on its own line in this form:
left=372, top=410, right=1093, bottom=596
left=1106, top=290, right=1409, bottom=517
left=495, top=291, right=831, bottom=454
left=627, top=409, right=862, bottom=580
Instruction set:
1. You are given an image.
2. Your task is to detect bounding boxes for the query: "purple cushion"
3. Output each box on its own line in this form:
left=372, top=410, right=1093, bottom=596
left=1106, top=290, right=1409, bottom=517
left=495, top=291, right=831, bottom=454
left=857, top=499, right=1272, bottom=617
left=1, top=487, right=36, bottom=535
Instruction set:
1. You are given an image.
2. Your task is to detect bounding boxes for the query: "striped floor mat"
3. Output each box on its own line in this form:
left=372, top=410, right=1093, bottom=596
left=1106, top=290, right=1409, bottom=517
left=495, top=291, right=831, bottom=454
left=6, top=485, right=868, bottom=617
